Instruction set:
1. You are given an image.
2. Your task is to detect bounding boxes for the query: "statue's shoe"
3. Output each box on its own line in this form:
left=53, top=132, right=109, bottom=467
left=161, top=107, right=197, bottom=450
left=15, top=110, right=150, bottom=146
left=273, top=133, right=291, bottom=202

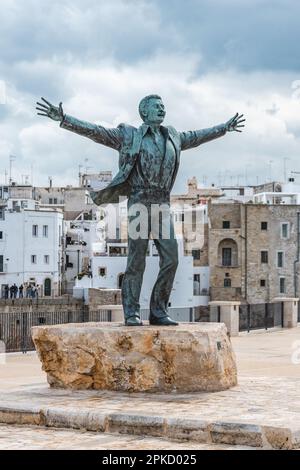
left=125, top=315, right=143, bottom=326
left=149, top=316, right=178, bottom=326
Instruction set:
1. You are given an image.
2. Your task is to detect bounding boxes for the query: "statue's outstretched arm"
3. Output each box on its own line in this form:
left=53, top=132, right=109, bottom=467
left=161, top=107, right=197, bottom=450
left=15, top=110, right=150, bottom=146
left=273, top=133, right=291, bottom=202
left=36, top=97, right=123, bottom=150
left=180, top=113, right=245, bottom=151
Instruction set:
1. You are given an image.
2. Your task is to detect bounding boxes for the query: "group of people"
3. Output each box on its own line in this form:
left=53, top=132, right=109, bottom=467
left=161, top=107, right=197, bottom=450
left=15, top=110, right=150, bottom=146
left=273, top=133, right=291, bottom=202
left=3, top=283, right=41, bottom=299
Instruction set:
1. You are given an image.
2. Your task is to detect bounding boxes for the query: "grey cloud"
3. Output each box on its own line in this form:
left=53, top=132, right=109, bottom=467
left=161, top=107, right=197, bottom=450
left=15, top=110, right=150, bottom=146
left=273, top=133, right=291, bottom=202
left=1, top=0, right=300, bottom=189
left=151, top=0, right=300, bottom=72
left=0, top=0, right=179, bottom=65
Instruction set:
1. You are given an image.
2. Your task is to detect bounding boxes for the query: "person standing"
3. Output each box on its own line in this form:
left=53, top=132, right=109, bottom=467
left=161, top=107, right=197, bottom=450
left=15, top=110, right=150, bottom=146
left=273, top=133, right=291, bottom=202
left=4, top=285, right=9, bottom=299
left=19, top=284, right=24, bottom=298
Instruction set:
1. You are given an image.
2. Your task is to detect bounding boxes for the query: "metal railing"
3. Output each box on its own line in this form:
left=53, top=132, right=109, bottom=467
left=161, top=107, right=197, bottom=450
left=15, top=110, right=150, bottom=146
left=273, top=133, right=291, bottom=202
left=239, top=302, right=284, bottom=332
left=0, top=309, right=112, bottom=353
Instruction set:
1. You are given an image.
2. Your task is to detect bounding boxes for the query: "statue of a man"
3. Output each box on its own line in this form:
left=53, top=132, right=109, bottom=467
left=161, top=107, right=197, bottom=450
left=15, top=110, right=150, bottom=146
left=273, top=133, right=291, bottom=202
left=36, top=95, right=245, bottom=326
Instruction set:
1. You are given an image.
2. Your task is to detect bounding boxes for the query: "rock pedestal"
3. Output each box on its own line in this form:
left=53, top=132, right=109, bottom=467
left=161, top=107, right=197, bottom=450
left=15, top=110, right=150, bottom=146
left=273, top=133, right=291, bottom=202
left=32, top=322, right=237, bottom=393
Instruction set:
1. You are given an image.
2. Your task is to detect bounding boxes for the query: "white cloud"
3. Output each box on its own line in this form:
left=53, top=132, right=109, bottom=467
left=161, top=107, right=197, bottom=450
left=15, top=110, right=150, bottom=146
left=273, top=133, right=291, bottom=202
left=0, top=0, right=300, bottom=190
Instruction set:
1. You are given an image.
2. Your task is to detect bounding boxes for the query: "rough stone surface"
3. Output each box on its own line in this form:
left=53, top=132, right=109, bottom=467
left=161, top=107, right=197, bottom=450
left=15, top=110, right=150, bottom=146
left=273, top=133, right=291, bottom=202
left=31, top=322, right=237, bottom=393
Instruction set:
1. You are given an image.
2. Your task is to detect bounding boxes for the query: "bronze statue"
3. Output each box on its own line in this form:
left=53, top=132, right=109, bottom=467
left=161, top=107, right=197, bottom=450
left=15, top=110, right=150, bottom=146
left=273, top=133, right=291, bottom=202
left=36, top=95, right=245, bottom=326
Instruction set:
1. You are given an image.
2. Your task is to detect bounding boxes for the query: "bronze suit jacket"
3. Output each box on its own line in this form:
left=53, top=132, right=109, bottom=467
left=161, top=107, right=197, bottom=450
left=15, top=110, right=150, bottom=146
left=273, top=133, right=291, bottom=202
left=60, top=115, right=227, bottom=205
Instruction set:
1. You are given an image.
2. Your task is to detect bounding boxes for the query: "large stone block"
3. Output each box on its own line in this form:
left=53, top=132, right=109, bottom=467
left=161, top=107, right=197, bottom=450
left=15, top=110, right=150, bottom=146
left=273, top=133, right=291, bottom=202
left=32, top=322, right=237, bottom=393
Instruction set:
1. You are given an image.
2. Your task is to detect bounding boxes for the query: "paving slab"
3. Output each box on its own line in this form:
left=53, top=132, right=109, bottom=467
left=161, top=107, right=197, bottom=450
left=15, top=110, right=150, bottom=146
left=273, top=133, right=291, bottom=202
left=0, top=424, right=255, bottom=450
left=0, top=376, right=299, bottom=449
left=1, top=326, right=299, bottom=449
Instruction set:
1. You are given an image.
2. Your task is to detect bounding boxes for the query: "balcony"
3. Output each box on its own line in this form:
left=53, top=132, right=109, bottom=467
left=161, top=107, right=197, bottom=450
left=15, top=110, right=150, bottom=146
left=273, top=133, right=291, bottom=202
left=210, top=287, right=243, bottom=301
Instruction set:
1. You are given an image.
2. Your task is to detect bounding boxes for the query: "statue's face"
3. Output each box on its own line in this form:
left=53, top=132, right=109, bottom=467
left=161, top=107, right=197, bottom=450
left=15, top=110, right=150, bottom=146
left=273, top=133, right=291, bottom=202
left=144, top=98, right=166, bottom=124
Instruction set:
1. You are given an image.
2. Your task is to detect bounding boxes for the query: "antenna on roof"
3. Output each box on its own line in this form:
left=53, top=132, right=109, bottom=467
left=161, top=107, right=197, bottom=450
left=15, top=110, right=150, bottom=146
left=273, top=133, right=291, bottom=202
left=9, top=155, right=16, bottom=185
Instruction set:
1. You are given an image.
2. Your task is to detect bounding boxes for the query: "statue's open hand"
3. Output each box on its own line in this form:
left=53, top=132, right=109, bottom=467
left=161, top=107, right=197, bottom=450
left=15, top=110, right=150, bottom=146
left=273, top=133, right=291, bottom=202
left=36, top=97, right=64, bottom=122
left=225, top=113, right=245, bottom=133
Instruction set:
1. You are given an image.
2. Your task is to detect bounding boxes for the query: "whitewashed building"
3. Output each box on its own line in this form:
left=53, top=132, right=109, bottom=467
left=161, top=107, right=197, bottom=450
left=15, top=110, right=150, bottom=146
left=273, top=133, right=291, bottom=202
left=74, top=237, right=194, bottom=321
left=0, top=193, right=64, bottom=297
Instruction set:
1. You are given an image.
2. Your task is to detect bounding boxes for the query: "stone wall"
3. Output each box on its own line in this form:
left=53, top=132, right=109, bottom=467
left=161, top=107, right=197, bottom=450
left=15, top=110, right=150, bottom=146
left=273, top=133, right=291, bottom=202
left=194, top=305, right=210, bottom=322
left=208, top=201, right=241, bottom=229
left=245, top=204, right=299, bottom=303
left=208, top=201, right=300, bottom=304
left=0, top=297, right=84, bottom=314
left=88, top=288, right=122, bottom=307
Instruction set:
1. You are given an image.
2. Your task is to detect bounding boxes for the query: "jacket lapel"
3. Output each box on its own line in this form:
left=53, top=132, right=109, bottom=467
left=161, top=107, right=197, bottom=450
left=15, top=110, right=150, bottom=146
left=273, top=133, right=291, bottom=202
left=131, top=124, right=147, bottom=155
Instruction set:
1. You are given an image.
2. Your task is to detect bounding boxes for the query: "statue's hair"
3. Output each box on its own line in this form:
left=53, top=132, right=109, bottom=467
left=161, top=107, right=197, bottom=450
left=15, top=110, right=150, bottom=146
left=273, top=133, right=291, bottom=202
left=138, top=94, right=162, bottom=121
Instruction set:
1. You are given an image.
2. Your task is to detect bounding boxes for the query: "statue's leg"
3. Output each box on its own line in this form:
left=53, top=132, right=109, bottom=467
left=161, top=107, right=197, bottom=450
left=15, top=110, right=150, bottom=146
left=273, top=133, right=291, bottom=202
left=149, top=214, right=178, bottom=320
left=121, top=234, right=149, bottom=321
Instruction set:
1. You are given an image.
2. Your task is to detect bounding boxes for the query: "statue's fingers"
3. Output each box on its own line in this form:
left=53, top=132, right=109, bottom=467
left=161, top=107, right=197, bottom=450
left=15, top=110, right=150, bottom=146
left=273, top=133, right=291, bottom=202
left=237, top=119, right=246, bottom=124
left=235, top=129, right=242, bottom=132
left=237, top=113, right=244, bottom=119
left=37, top=112, right=48, bottom=116
left=36, top=102, right=48, bottom=109
left=36, top=107, right=48, bottom=113
left=41, top=97, right=54, bottom=107
left=236, top=124, right=245, bottom=128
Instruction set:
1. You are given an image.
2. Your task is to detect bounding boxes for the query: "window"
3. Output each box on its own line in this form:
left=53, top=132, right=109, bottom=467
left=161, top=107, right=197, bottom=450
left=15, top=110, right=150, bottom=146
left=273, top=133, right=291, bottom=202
left=0, top=231, right=2, bottom=240
left=12, top=201, right=19, bottom=211
left=260, top=279, right=266, bottom=287
left=32, top=225, right=38, bottom=237
left=261, top=250, right=268, bottom=263
left=44, top=255, right=49, bottom=264
left=192, top=249, right=200, bottom=260
left=277, top=251, right=284, bottom=268
left=0, top=255, right=3, bottom=272
left=99, top=267, right=107, bottom=277
left=49, top=198, right=53, bottom=204
left=222, top=247, right=232, bottom=266
left=31, top=255, right=37, bottom=264
left=280, top=277, right=285, bottom=294
left=0, top=208, right=4, bottom=220
left=261, top=221, right=268, bottom=230
left=54, top=198, right=58, bottom=204
left=43, top=225, right=48, bottom=237
left=281, top=223, right=289, bottom=239
left=224, top=278, right=231, bottom=287
left=191, top=209, right=197, bottom=231
left=193, top=274, right=200, bottom=295
left=223, top=221, right=230, bottom=229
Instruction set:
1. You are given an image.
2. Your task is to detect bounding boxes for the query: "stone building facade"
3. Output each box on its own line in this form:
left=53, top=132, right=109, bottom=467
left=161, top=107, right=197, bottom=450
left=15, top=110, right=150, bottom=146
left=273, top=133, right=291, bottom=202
left=208, top=200, right=300, bottom=304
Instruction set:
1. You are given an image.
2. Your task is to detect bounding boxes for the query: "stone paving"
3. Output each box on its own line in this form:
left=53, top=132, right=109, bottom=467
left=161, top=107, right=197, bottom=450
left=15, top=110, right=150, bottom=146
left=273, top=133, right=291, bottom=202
left=0, top=376, right=299, bottom=448
left=0, top=425, right=254, bottom=450
left=0, top=326, right=299, bottom=449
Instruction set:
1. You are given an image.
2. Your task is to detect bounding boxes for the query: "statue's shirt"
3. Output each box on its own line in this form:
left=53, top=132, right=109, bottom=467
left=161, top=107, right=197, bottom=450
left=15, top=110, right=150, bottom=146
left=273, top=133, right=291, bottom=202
left=129, top=126, right=176, bottom=192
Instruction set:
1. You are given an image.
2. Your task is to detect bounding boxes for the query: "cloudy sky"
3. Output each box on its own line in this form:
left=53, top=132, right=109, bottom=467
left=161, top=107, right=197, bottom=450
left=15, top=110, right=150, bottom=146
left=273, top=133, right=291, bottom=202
left=0, top=0, right=300, bottom=192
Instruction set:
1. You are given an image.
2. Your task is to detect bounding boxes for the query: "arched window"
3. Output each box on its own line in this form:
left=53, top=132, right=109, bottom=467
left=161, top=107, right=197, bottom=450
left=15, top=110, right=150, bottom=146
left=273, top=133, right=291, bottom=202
left=218, top=239, right=238, bottom=267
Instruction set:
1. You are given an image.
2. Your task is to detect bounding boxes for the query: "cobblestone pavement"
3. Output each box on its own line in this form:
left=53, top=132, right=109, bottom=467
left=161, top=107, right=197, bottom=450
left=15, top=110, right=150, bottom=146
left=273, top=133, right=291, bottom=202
left=0, top=425, right=253, bottom=450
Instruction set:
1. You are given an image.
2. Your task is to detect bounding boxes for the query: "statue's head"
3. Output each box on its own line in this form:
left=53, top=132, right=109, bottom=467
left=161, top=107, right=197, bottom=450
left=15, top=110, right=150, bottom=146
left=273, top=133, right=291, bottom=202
left=139, top=94, right=166, bottom=125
